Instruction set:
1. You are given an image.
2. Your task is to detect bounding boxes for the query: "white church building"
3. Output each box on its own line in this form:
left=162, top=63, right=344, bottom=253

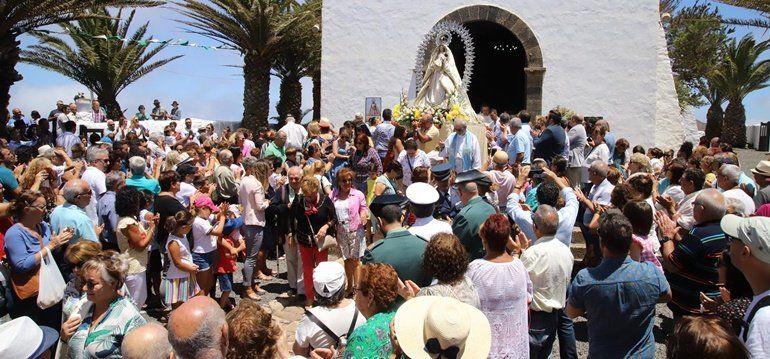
left=321, top=0, right=688, bottom=149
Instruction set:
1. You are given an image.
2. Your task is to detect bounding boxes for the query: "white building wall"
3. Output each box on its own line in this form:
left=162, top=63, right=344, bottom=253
left=322, top=0, right=679, bottom=148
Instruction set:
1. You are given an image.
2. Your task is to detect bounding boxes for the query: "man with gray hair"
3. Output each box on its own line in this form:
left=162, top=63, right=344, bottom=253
left=126, top=156, right=160, bottom=195
left=97, top=171, right=126, bottom=251
left=718, top=164, right=756, bottom=215
left=213, top=149, right=239, bottom=204
left=263, top=130, right=287, bottom=162
left=520, top=204, right=574, bottom=358
left=268, top=165, right=305, bottom=296
left=122, top=323, right=173, bottom=359
left=278, top=115, right=307, bottom=150
left=81, top=147, right=109, bottom=223
left=168, top=296, right=228, bottom=359
left=566, top=114, right=587, bottom=186
left=147, top=132, right=168, bottom=159
left=578, top=161, right=615, bottom=261
left=657, top=188, right=729, bottom=316
left=51, top=179, right=100, bottom=247
left=439, top=118, right=482, bottom=173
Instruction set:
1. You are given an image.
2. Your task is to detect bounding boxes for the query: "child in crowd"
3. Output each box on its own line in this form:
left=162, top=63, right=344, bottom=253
left=191, top=196, right=227, bottom=296
left=285, top=147, right=299, bottom=168
left=216, top=207, right=245, bottom=311
left=623, top=200, right=662, bottom=271
left=164, top=210, right=199, bottom=309
left=140, top=190, right=163, bottom=308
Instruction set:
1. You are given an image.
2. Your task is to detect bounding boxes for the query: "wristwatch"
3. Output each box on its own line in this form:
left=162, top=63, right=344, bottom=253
left=660, top=236, right=672, bottom=245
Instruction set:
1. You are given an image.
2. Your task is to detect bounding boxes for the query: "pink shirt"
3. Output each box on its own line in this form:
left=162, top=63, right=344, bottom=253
left=329, top=188, right=368, bottom=231
left=632, top=234, right=662, bottom=271
left=238, top=175, right=267, bottom=226
left=488, top=170, right=516, bottom=209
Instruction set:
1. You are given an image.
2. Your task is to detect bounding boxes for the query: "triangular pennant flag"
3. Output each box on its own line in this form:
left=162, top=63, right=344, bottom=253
left=189, top=43, right=197, bottom=47
left=200, top=45, right=209, bottom=50
left=94, top=35, right=108, bottom=40
left=148, top=38, right=160, bottom=43
left=136, top=40, right=147, bottom=46
left=178, top=40, right=189, bottom=46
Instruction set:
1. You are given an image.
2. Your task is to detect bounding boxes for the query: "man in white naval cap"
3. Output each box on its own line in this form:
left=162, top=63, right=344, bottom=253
left=407, top=182, right=453, bottom=241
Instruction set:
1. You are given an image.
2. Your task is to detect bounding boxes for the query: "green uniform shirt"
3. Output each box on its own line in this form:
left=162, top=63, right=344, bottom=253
left=263, top=142, right=286, bottom=162
left=452, top=196, right=497, bottom=260
left=363, top=228, right=431, bottom=287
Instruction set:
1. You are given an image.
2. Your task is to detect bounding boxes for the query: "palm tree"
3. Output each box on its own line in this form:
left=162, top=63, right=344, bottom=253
left=175, top=0, right=310, bottom=130
left=0, top=0, right=161, bottom=129
left=712, top=35, right=770, bottom=147
left=21, top=8, right=182, bottom=119
left=714, top=0, right=770, bottom=29
left=702, top=77, right=726, bottom=140
left=272, top=0, right=320, bottom=121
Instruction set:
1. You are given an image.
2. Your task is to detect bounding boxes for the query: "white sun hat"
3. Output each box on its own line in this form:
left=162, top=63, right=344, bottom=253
left=0, top=316, right=59, bottom=358
left=394, top=296, right=491, bottom=359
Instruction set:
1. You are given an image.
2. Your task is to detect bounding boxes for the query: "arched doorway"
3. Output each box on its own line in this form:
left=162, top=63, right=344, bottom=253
left=438, top=6, right=545, bottom=115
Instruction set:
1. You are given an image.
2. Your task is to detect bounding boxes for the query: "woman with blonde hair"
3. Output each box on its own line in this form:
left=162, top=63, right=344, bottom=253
left=20, top=157, right=62, bottom=218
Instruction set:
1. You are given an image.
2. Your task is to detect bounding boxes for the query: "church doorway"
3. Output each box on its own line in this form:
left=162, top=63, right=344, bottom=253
left=448, top=20, right=526, bottom=115
left=437, top=5, right=545, bottom=115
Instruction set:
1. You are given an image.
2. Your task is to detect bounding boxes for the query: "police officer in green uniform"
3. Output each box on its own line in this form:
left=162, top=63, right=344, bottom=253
left=362, top=194, right=432, bottom=287
left=452, top=170, right=498, bottom=260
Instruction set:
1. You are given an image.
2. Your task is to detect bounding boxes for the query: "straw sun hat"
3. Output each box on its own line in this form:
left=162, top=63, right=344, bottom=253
left=394, top=296, right=491, bottom=359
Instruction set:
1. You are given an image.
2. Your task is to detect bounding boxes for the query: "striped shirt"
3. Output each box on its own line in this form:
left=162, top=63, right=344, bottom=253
left=665, top=221, right=727, bottom=315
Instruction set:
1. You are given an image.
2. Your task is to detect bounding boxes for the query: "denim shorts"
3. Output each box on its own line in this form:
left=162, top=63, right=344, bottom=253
left=218, top=273, right=234, bottom=292
left=191, top=250, right=217, bottom=271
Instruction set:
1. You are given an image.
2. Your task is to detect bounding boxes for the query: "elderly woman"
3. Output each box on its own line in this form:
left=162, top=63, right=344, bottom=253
left=61, top=251, right=146, bottom=358
left=293, top=262, right=364, bottom=357
left=467, top=214, right=532, bottom=359
left=374, top=162, right=403, bottom=197
left=349, top=133, right=382, bottom=194
left=583, top=125, right=610, bottom=184
left=398, top=233, right=480, bottom=308
left=4, top=191, right=74, bottom=330
left=291, top=176, right=337, bottom=307
left=344, top=263, right=400, bottom=359
left=238, top=156, right=271, bottom=299
left=397, top=138, right=431, bottom=187
left=330, top=168, right=369, bottom=294
left=115, top=186, right=157, bottom=310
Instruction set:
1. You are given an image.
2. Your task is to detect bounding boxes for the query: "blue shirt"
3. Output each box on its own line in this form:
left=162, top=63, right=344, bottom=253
left=569, top=256, right=668, bottom=359
left=605, top=132, right=616, bottom=157
left=4, top=222, right=52, bottom=273
left=0, top=165, right=18, bottom=201
left=506, top=130, right=532, bottom=165
left=97, top=191, right=118, bottom=244
left=126, top=175, right=161, bottom=195
left=372, top=122, right=395, bottom=158
left=50, top=203, right=98, bottom=243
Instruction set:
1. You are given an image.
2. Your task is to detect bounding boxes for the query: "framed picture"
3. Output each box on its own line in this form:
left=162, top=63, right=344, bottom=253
left=365, top=97, right=382, bottom=120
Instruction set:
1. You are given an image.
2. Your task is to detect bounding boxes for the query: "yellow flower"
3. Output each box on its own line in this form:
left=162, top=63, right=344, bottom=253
left=452, top=103, right=460, bottom=113
left=414, top=108, right=422, bottom=119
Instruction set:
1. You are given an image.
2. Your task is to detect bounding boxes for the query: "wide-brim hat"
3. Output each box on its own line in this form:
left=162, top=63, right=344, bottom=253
left=394, top=296, right=491, bottom=359
left=0, top=317, right=59, bottom=359
left=751, top=160, right=770, bottom=177
left=319, top=117, right=332, bottom=128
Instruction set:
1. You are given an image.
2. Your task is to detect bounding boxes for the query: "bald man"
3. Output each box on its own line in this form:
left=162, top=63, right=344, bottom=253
left=657, top=188, right=728, bottom=316
left=168, top=296, right=228, bottom=359
left=50, top=179, right=99, bottom=244
left=122, top=323, right=172, bottom=359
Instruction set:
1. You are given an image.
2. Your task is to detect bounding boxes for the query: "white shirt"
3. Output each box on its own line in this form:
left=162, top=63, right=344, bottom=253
left=520, top=236, right=573, bottom=312
left=295, top=301, right=365, bottom=350
left=408, top=216, right=453, bottom=241
left=582, top=143, right=610, bottom=183
left=397, top=149, right=431, bottom=186
left=81, top=166, right=106, bottom=224
left=279, top=121, right=308, bottom=150
left=440, top=131, right=482, bottom=173
left=165, top=234, right=194, bottom=279
left=191, top=216, right=216, bottom=253
left=676, top=190, right=701, bottom=230
left=57, top=132, right=81, bottom=157
left=582, top=179, right=614, bottom=225
left=723, top=188, right=757, bottom=215
left=507, top=188, right=579, bottom=247
left=176, top=181, right=196, bottom=207
left=742, top=289, right=770, bottom=358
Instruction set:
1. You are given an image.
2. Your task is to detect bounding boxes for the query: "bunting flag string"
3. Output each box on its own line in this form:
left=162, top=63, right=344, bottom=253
left=30, top=29, right=243, bottom=53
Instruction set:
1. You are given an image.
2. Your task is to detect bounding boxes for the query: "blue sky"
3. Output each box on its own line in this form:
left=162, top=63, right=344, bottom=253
left=7, top=1, right=769, bottom=125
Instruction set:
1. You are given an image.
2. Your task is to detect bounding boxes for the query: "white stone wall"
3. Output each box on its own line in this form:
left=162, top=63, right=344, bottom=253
left=322, top=0, right=681, bottom=149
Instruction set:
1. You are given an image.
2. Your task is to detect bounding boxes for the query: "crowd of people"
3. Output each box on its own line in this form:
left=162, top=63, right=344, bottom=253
left=0, top=100, right=769, bottom=359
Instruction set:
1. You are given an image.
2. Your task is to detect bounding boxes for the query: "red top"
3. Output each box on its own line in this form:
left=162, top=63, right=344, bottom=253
left=216, top=236, right=238, bottom=273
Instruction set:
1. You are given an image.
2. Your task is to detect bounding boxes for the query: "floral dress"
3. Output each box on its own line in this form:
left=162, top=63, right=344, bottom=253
left=343, top=311, right=395, bottom=359
left=67, top=296, right=146, bottom=358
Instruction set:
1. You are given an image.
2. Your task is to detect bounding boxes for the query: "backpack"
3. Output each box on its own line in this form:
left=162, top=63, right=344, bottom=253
left=304, top=308, right=359, bottom=353
left=741, top=294, right=770, bottom=342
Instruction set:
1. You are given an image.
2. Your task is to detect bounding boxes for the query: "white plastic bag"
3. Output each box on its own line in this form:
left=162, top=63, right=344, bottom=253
left=37, top=247, right=66, bottom=309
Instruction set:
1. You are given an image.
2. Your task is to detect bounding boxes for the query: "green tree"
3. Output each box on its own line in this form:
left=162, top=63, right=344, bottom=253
left=714, top=0, right=770, bottom=29
left=0, top=0, right=160, bottom=131
left=712, top=35, right=770, bottom=147
left=175, top=0, right=309, bottom=130
left=272, top=0, right=320, bottom=122
left=21, top=8, right=181, bottom=119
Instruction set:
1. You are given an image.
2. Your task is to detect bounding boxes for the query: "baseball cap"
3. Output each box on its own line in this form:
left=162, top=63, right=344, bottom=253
left=313, top=261, right=345, bottom=297
left=193, top=196, right=220, bottom=213
left=493, top=151, right=509, bottom=165
left=721, top=214, right=770, bottom=264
